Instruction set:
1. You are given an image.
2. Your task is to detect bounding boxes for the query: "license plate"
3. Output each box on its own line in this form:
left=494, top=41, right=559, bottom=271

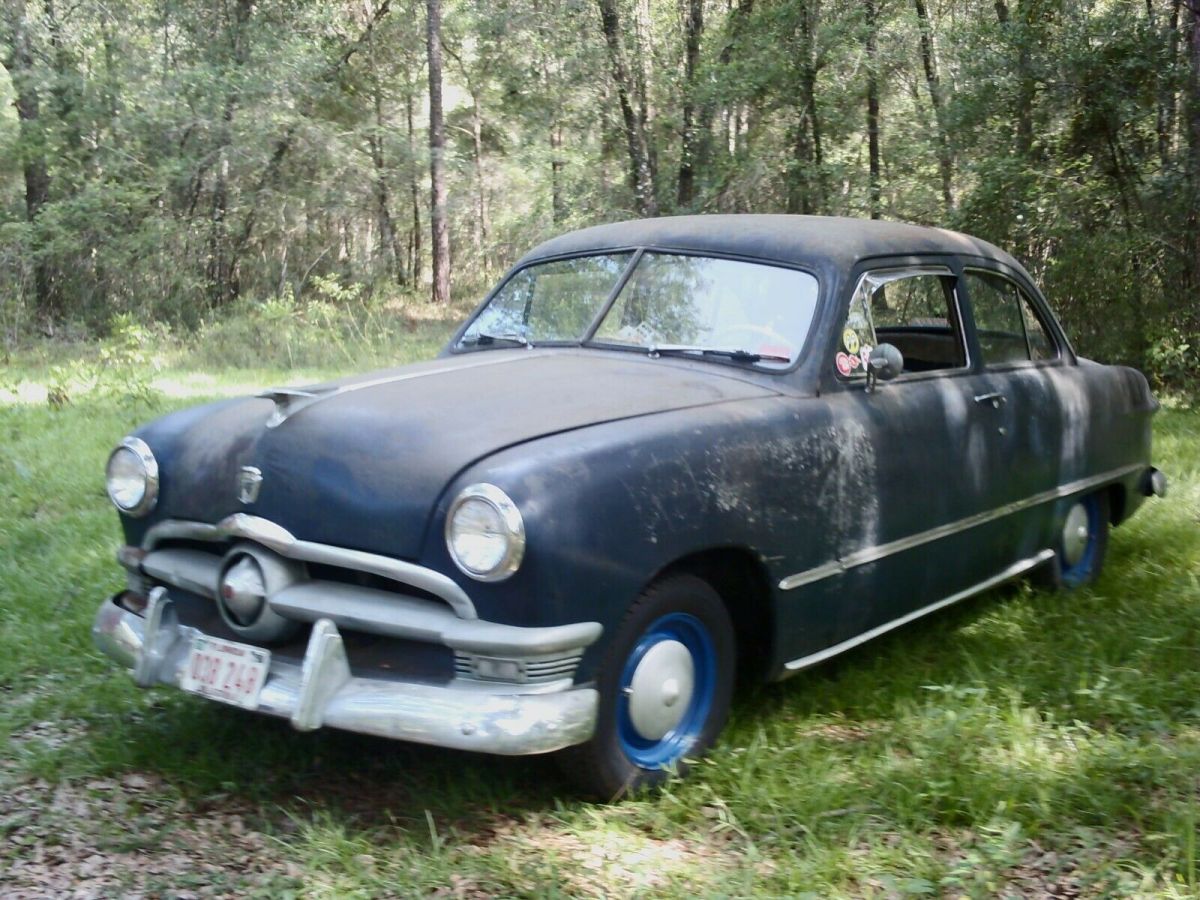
left=180, top=636, right=270, bottom=710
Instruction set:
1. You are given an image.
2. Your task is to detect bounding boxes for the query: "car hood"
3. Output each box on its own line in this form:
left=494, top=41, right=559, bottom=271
left=136, top=350, right=778, bottom=559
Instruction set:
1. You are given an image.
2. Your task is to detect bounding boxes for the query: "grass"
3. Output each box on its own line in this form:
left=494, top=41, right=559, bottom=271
left=1, top=318, right=1198, bottom=897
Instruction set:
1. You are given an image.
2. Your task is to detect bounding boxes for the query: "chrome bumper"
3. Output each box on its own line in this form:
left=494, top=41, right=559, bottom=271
left=93, top=591, right=599, bottom=755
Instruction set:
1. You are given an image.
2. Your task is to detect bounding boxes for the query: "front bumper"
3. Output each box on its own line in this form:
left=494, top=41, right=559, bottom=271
left=93, top=590, right=599, bottom=755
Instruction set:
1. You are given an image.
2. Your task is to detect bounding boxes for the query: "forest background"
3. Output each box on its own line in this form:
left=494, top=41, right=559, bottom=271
left=1, top=0, right=1198, bottom=386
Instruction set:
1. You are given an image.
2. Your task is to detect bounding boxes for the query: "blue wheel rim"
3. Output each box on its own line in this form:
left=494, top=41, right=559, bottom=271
left=1060, top=495, right=1101, bottom=587
left=616, top=612, right=717, bottom=770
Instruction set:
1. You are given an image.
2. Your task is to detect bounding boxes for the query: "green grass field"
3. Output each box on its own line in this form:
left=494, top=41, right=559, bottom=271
left=2, top=328, right=1198, bottom=898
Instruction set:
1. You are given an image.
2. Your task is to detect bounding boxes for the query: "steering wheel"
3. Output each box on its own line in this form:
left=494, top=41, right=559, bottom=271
left=711, top=324, right=795, bottom=357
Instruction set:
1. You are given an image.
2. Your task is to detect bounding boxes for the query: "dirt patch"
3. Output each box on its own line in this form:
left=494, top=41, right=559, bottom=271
left=0, top=773, right=300, bottom=898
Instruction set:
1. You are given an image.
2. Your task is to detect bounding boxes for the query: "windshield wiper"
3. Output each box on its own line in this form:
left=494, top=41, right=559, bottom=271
left=648, top=344, right=791, bottom=364
left=461, top=331, right=530, bottom=348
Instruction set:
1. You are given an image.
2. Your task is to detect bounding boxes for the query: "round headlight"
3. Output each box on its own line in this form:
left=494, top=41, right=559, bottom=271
left=445, top=484, right=525, bottom=581
left=105, top=437, right=158, bottom=517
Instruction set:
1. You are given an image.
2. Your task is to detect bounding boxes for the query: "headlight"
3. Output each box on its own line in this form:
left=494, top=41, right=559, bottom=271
left=105, top=437, right=159, bottom=516
left=445, top=483, right=525, bottom=581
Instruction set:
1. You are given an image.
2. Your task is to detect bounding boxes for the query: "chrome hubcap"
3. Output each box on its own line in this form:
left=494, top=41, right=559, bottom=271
left=626, top=639, right=695, bottom=740
left=1062, top=502, right=1090, bottom=567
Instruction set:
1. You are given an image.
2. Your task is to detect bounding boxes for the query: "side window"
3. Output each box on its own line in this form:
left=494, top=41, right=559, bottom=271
left=965, top=271, right=1057, bottom=364
left=838, top=269, right=966, bottom=378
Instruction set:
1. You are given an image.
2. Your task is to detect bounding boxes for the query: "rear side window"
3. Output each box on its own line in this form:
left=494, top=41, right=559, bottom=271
left=840, top=268, right=967, bottom=377
left=965, top=271, right=1056, bottom=364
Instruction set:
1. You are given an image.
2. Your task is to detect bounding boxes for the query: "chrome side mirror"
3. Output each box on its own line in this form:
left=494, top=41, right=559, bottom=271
left=867, top=343, right=903, bottom=392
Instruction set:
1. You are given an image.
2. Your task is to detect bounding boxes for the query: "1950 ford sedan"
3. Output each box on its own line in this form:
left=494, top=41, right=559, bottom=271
left=94, top=215, right=1166, bottom=797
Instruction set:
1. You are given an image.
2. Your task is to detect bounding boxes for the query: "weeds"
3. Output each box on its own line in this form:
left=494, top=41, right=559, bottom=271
left=0, top=325, right=1197, bottom=897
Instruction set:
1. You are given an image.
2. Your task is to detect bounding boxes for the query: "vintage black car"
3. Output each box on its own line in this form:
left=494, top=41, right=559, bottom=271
left=95, top=215, right=1166, bottom=797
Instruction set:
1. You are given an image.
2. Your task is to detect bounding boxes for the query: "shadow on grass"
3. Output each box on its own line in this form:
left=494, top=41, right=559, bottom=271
left=77, top=491, right=1197, bottom=852
left=89, top=699, right=572, bottom=830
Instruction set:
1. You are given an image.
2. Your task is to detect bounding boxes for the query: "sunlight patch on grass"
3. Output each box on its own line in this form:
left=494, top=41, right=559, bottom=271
left=0, top=354, right=1196, bottom=896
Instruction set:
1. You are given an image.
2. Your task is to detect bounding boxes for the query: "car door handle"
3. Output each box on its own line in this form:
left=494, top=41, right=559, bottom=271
left=973, top=391, right=1007, bottom=408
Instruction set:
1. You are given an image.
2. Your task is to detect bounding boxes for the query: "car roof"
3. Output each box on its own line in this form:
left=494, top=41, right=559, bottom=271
left=517, top=214, right=1024, bottom=273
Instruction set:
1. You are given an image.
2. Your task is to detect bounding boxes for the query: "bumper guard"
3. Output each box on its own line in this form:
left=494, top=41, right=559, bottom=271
left=93, top=589, right=598, bottom=755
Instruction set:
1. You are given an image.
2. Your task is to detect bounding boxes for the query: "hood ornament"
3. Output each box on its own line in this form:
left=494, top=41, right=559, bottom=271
left=258, top=387, right=327, bottom=428
left=238, top=466, right=263, bottom=504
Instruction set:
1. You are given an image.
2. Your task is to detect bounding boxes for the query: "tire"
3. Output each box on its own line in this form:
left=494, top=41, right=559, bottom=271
left=1038, top=490, right=1110, bottom=590
left=559, top=574, right=735, bottom=800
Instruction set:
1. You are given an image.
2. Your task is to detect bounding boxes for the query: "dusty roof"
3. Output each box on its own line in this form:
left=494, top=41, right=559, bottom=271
left=518, top=214, right=1022, bottom=272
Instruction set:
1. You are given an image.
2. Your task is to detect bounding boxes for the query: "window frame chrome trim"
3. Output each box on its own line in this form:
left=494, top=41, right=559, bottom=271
left=961, top=265, right=1064, bottom=367
left=778, top=462, right=1140, bottom=591
left=838, top=264, right=972, bottom=383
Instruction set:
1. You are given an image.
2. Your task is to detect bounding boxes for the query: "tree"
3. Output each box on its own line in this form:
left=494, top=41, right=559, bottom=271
left=2, top=0, right=57, bottom=320
left=597, top=0, right=658, bottom=216
left=426, top=0, right=451, bottom=303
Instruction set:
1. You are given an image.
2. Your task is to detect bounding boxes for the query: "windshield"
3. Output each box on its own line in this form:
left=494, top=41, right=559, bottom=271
left=459, top=253, right=632, bottom=345
left=458, top=251, right=820, bottom=368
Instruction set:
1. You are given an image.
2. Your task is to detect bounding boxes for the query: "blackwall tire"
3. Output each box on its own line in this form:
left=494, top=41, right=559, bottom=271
left=1036, top=491, right=1110, bottom=590
left=558, top=574, right=735, bottom=800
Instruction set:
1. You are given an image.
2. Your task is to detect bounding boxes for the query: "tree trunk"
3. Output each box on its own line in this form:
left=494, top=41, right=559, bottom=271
left=3, top=1, right=58, bottom=320
left=406, top=86, right=422, bottom=286
left=633, top=0, right=658, bottom=187
left=1187, top=0, right=1200, bottom=291
left=1156, top=0, right=1182, bottom=170
left=368, top=31, right=405, bottom=286
left=865, top=0, right=881, bottom=219
left=207, top=0, right=253, bottom=307
left=677, top=0, right=703, bottom=208
left=786, top=1, right=823, bottom=215
left=913, top=0, right=954, bottom=211
left=427, top=0, right=451, bottom=304
left=550, top=120, right=566, bottom=224
left=998, top=0, right=1035, bottom=160
left=597, top=0, right=659, bottom=216
left=470, top=88, right=490, bottom=272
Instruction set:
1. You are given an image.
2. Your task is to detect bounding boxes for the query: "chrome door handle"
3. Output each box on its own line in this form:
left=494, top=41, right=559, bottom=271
left=973, top=391, right=1007, bottom=408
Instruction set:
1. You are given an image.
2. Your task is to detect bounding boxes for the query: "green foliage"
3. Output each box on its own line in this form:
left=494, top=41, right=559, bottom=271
left=0, top=0, right=1197, bottom=385
left=184, top=281, right=459, bottom=370
left=40, top=315, right=162, bottom=410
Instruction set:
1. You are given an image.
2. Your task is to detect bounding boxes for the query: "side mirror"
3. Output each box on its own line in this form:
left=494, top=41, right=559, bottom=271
left=867, top=342, right=903, bottom=391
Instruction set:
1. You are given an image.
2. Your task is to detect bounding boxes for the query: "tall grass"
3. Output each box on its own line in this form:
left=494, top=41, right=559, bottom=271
left=0, top=322, right=1196, bottom=896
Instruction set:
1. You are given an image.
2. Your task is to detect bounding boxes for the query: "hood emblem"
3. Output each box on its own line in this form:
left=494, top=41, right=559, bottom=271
left=238, top=466, right=263, bottom=504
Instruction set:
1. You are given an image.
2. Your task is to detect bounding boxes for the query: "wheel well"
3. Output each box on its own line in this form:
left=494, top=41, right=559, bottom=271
left=660, top=547, right=774, bottom=686
left=1107, top=483, right=1126, bottom=525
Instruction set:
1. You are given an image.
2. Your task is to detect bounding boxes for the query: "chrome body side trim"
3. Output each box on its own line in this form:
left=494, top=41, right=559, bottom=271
left=143, top=514, right=477, bottom=619
left=93, top=595, right=599, bottom=755
left=782, top=549, right=1055, bottom=674
left=779, top=463, right=1140, bottom=591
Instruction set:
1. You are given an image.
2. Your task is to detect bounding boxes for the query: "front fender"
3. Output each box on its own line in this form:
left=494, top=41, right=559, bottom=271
left=418, top=397, right=834, bottom=680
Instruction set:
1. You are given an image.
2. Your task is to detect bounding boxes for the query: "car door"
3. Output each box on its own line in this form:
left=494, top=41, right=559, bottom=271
left=957, top=265, right=1069, bottom=554
left=776, top=261, right=1026, bottom=666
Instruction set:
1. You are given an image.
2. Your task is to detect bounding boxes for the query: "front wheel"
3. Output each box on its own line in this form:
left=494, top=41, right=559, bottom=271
left=559, top=574, right=735, bottom=799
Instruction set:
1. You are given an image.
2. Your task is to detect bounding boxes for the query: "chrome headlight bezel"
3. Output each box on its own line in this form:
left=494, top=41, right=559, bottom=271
left=105, top=437, right=159, bottom=517
left=444, top=483, right=525, bottom=582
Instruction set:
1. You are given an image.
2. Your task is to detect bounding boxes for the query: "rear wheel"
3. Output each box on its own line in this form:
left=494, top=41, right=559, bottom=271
left=1039, top=491, right=1110, bottom=589
left=560, top=574, right=735, bottom=799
